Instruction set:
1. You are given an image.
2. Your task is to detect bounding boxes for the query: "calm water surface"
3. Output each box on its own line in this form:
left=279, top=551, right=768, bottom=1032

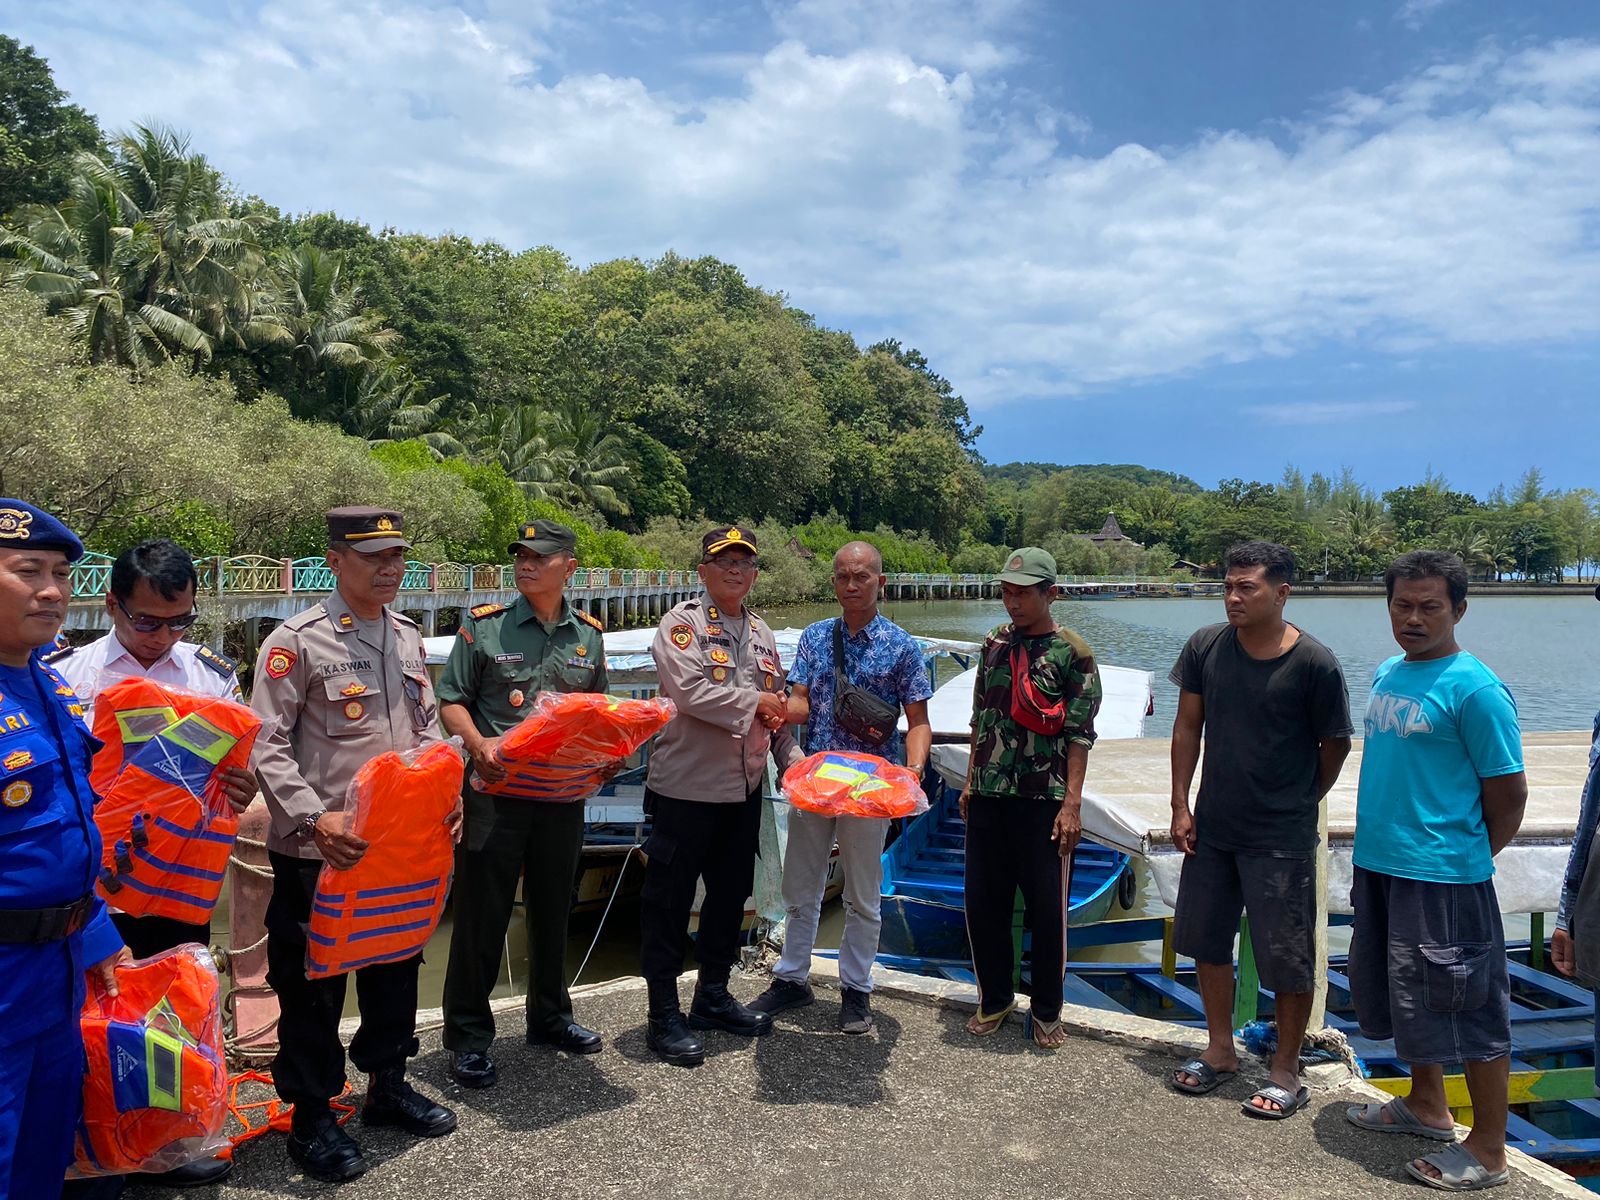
left=768, top=594, right=1600, bottom=733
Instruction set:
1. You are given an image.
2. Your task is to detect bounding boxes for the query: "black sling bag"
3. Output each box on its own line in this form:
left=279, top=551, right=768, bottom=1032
left=832, top=618, right=898, bottom=745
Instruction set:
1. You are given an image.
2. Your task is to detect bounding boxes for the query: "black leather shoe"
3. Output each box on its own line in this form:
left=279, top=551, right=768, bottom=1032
left=288, top=1110, right=366, bottom=1182
left=748, top=977, right=815, bottom=1015
left=528, top=1022, right=603, bottom=1054
left=362, top=1069, right=458, bottom=1138
left=646, top=1011, right=706, bottom=1067
left=141, top=1153, right=234, bottom=1186
left=447, top=1049, right=498, bottom=1089
left=689, top=983, right=774, bottom=1037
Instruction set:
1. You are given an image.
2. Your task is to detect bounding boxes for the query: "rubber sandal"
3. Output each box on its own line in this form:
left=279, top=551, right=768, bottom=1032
left=1029, top=1016, right=1065, bottom=1051
left=1171, top=1058, right=1235, bottom=1095
left=1404, top=1143, right=1510, bottom=1191
left=1346, top=1097, right=1456, bottom=1141
left=965, top=1001, right=1016, bottom=1037
left=1240, top=1082, right=1310, bottom=1120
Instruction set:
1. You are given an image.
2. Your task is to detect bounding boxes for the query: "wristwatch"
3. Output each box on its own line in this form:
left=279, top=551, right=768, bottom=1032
left=297, top=811, right=327, bottom=840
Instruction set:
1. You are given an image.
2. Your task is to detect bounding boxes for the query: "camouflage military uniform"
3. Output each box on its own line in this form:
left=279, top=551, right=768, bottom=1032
left=968, top=624, right=1102, bottom=801
left=965, top=622, right=1103, bottom=1027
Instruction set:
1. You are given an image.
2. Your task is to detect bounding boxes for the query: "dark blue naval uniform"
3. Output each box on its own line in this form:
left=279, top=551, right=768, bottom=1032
left=0, top=649, right=122, bottom=1199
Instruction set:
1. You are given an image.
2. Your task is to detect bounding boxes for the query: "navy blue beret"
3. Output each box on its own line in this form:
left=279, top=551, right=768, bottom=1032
left=0, top=499, right=84, bottom=562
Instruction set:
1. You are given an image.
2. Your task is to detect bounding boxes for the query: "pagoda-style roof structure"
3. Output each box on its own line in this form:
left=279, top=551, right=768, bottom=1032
left=1088, top=513, right=1134, bottom=544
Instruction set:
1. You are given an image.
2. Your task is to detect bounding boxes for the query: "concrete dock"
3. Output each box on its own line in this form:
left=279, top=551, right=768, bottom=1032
left=128, top=964, right=1588, bottom=1200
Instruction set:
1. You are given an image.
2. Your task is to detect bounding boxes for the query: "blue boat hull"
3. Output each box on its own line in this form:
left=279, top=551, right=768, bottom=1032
left=877, top=780, right=1130, bottom=964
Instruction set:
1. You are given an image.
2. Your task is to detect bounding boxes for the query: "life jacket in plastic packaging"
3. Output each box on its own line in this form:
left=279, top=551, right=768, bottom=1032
left=473, top=692, right=676, bottom=801
left=71, top=945, right=229, bottom=1178
left=92, top=678, right=262, bottom=923
left=306, top=740, right=465, bottom=979
left=781, top=750, right=929, bottom=819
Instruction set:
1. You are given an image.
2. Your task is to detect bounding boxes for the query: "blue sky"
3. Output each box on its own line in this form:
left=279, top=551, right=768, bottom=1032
left=8, top=0, right=1600, bottom=496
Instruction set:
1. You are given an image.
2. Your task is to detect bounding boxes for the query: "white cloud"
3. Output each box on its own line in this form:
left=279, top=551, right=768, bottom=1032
left=1395, top=0, right=1455, bottom=32
left=1243, top=400, right=1419, bottom=426
left=15, top=6, right=1600, bottom=415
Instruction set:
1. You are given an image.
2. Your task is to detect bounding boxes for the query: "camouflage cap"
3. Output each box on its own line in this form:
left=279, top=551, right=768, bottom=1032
left=996, top=546, right=1057, bottom=585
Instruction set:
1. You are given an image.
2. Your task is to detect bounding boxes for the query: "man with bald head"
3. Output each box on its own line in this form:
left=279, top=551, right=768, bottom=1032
left=752, top=541, right=932, bottom=1033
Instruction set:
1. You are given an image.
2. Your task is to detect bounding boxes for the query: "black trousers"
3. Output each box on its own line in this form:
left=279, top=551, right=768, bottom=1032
left=442, top=792, right=585, bottom=1051
left=111, top=912, right=210, bottom=961
left=639, top=787, right=762, bottom=1007
left=265, top=851, right=420, bottom=1111
left=963, top=795, right=1069, bottom=1023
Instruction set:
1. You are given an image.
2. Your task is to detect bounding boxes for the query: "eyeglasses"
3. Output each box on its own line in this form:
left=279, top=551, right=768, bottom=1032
left=116, top=598, right=200, bottom=634
left=703, top=556, right=759, bottom=572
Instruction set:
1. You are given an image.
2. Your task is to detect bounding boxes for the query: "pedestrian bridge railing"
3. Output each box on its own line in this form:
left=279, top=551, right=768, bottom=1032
left=70, top=553, right=696, bottom=600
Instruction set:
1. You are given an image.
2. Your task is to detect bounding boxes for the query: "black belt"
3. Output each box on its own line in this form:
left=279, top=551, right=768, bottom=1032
left=0, top=894, right=94, bottom=944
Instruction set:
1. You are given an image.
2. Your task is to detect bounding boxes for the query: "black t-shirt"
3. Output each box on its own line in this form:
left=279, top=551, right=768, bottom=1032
left=1170, top=623, right=1353, bottom=856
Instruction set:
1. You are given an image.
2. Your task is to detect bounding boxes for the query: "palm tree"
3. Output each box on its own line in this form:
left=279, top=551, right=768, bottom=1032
left=248, top=243, right=398, bottom=421
left=345, top=366, right=455, bottom=452
left=0, top=125, right=262, bottom=368
left=1434, top=517, right=1491, bottom=577
left=1328, top=494, right=1393, bottom=573
left=543, top=401, right=632, bottom=516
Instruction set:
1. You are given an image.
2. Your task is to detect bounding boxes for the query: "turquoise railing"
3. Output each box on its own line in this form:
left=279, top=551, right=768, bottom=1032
left=70, top=555, right=698, bottom=599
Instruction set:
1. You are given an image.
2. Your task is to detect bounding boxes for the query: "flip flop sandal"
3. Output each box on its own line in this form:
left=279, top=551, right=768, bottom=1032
left=1029, top=1016, right=1065, bottom=1051
left=1404, top=1143, right=1511, bottom=1191
left=1346, top=1097, right=1456, bottom=1141
left=965, top=1001, right=1016, bottom=1037
left=1241, top=1083, right=1310, bottom=1120
left=1171, top=1058, right=1236, bottom=1095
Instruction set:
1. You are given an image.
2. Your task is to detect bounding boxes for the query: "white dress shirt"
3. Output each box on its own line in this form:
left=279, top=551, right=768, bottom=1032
left=54, top=631, right=243, bottom=727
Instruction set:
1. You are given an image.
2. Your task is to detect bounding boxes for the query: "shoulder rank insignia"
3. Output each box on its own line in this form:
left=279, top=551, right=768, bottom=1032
left=194, top=644, right=238, bottom=679
left=40, top=633, right=73, bottom=664
left=575, top=608, right=604, bottom=632
left=707, top=605, right=720, bottom=621
left=669, top=624, right=693, bottom=651
left=264, top=647, right=297, bottom=680
left=470, top=602, right=508, bottom=620
left=338, top=612, right=354, bottom=629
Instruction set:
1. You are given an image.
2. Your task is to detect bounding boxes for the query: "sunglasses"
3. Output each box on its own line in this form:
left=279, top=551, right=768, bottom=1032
left=116, top=598, right=200, bottom=634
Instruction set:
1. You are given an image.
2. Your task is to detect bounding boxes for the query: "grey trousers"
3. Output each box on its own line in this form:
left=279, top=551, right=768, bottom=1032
left=774, top=807, right=889, bottom=992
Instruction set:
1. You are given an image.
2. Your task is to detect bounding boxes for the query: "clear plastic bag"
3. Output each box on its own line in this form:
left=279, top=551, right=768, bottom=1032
left=306, top=739, right=465, bottom=979
left=473, top=692, right=676, bottom=801
left=70, top=944, right=229, bottom=1178
left=781, top=750, right=929, bottom=819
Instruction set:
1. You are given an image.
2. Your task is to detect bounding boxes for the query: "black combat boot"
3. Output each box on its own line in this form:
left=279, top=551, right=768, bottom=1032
left=288, top=1107, right=366, bottom=1182
left=361, top=1068, right=458, bottom=1137
left=646, top=979, right=705, bottom=1067
left=689, top=970, right=774, bottom=1038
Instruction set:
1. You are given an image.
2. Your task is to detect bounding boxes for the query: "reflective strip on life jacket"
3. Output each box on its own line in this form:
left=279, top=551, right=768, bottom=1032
left=73, top=946, right=229, bottom=1179
left=305, top=741, right=464, bottom=979
left=93, top=681, right=261, bottom=923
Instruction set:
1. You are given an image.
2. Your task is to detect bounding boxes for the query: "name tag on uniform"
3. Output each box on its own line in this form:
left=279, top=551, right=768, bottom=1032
left=495, top=653, right=524, bottom=664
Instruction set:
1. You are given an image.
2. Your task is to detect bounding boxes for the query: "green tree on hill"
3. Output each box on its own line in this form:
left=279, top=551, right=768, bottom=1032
left=0, top=36, right=103, bottom=218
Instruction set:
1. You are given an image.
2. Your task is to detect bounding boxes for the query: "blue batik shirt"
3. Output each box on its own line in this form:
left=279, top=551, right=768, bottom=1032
left=789, top=614, right=933, bottom=763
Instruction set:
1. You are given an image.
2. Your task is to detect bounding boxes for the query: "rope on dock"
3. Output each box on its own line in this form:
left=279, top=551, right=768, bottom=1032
left=570, top=842, right=643, bottom=988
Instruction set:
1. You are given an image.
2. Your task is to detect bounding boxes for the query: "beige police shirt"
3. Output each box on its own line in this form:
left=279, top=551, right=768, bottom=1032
left=250, top=591, right=443, bottom=859
left=645, top=595, right=801, bottom=804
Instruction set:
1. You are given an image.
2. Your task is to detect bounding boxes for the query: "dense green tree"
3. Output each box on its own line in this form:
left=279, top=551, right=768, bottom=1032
left=0, top=37, right=103, bottom=217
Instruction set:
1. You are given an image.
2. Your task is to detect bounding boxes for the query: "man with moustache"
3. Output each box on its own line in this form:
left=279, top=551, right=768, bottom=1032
left=638, top=525, right=802, bottom=1067
left=749, top=541, right=932, bottom=1033
left=250, top=507, right=457, bottom=1183
left=438, top=519, right=608, bottom=1089
left=0, top=500, right=129, bottom=1200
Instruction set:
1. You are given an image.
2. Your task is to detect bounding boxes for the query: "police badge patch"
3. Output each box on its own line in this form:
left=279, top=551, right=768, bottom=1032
left=669, top=625, right=693, bottom=651
left=265, top=648, right=297, bottom=679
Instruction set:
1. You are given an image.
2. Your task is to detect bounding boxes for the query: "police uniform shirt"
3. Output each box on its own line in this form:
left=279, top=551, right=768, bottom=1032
left=0, top=652, right=122, bottom=1047
left=250, top=592, right=442, bottom=859
left=646, top=595, right=802, bottom=804
left=435, top=596, right=608, bottom=740
left=52, top=632, right=243, bottom=726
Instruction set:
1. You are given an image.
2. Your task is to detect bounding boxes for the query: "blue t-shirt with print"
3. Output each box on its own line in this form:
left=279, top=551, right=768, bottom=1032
left=1353, top=651, right=1524, bottom=885
left=789, top=615, right=933, bottom=762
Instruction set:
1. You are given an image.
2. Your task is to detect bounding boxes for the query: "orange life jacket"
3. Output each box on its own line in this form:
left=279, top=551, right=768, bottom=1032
left=782, top=750, right=929, bottom=819
left=306, top=741, right=464, bottom=979
left=476, top=692, right=675, bottom=801
left=72, top=946, right=229, bottom=1178
left=92, top=678, right=262, bottom=923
